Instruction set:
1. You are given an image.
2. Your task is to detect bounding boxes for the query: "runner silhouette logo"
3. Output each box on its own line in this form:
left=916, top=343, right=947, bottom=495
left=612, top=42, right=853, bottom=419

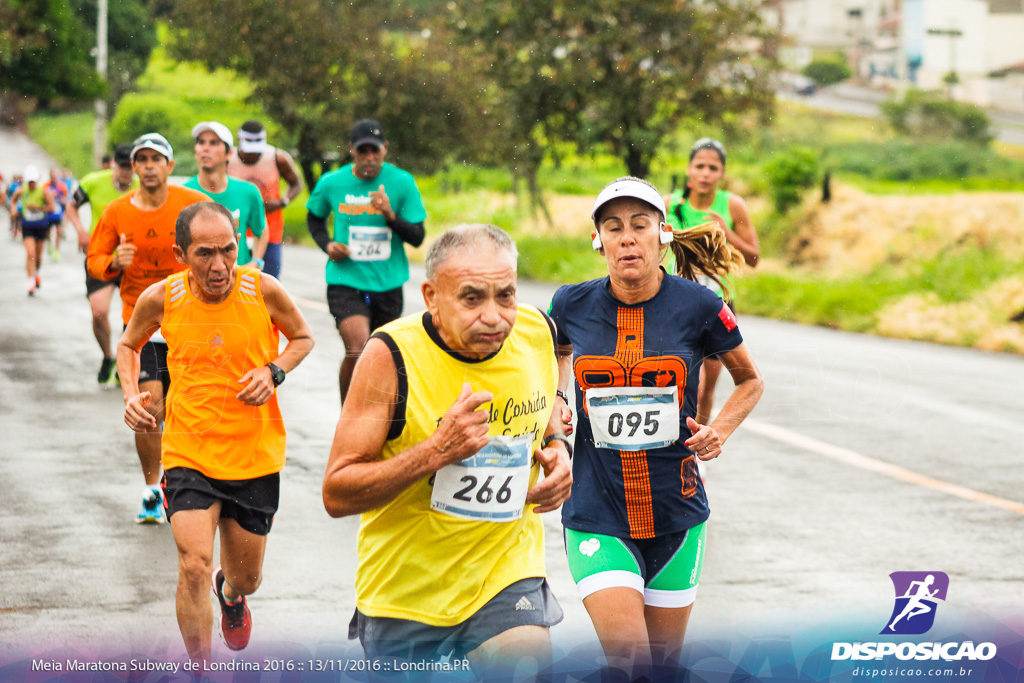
left=881, top=571, right=949, bottom=635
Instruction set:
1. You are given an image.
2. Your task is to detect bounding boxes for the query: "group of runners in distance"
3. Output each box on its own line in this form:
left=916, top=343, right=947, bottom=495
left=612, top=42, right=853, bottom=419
left=4, top=116, right=765, bottom=678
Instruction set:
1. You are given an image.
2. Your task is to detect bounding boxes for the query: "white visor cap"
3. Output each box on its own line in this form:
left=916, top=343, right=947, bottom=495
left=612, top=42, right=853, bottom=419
left=591, top=178, right=666, bottom=222
left=238, top=129, right=268, bottom=155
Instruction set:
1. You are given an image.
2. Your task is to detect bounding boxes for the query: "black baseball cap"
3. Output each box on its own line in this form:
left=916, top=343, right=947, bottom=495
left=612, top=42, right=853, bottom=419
left=350, top=119, right=386, bottom=149
left=113, top=144, right=133, bottom=166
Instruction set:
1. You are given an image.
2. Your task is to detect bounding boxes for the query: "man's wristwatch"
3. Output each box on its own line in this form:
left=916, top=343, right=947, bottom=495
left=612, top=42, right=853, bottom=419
left=280, top=196, right=290, bottom=207
left=250, top=257, right=265, bottom=270
left=541, top=433, right=573, bottom=458
left=267, top=362, right=286, bottom=387
left=555, top=390, right=570, bottom=405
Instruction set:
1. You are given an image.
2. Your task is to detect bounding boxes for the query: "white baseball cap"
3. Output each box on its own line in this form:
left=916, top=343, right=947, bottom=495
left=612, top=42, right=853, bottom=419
left=23, top=165, right=40, bottom=183
left=131, top=133, right=174, bottom=162
left=191, top=121, right=233, bottom=148
left=591, top=177, right=666, bottom=222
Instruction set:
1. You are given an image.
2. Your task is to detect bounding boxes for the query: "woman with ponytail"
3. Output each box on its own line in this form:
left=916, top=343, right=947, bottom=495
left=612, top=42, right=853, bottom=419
left=548, top=177, right=763, bottom=678
left=665, top=138, right=760, bottom=428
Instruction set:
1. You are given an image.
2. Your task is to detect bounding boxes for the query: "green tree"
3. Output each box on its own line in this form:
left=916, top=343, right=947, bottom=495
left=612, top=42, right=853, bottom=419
left=802, top=58, right=852, bottom=87
left=165, top=0, right=474, bottom=188
left=763, top=146, right=819, bottom=214
left=0, top=0, right=104, bottom=123
left=69, top=0, right=157, bottom=105
left=449, top=0, right=778, bottom=182
left=882, top=89, right=992, bottom=145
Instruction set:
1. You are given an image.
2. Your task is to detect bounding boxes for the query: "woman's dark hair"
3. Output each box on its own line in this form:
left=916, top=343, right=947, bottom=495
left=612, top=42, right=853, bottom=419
left=681, top=137, right=727, bottom=201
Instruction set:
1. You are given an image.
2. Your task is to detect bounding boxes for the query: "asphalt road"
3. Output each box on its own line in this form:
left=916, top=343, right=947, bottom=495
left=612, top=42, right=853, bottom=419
left=779, top=83, right=1024, bottom=145
left=2, top=131, right=1022, bottom=674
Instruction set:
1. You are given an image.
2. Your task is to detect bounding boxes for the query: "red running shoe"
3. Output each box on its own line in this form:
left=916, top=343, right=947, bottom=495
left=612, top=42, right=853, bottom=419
left=211, top=566, right=251, bottom=650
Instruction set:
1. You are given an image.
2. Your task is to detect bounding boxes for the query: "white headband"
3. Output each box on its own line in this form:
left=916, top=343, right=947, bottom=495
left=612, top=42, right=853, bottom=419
left=238, top=130, right=267, bottom=154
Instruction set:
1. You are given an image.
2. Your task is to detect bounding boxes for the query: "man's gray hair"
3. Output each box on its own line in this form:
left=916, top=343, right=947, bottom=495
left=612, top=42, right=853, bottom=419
left=425, top=224, right=518, bottom=279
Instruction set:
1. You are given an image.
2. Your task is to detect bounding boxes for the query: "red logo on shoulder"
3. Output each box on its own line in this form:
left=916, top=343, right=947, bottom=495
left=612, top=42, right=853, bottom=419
left=718, top=303, right=737, bottom=332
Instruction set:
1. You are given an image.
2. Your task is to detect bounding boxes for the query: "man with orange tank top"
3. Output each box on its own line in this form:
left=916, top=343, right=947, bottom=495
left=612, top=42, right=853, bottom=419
left=118, top=202, right=314, bottom=665
left=227, top=120, right=304, bottom=279
left=87, top=133, right=209, bottom=524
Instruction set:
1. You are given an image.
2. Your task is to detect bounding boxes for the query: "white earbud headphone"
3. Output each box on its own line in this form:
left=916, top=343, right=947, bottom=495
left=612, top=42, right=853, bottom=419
left=659, top=222, right=674, bottom=245
left=592, top=222, right=674, bottom=251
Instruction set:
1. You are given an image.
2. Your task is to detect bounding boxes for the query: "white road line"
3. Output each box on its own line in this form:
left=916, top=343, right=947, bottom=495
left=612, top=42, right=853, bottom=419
left=744, top=418, right=1024, bottom=516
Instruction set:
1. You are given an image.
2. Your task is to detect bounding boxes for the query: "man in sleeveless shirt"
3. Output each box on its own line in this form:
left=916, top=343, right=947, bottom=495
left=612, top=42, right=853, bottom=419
left=119, top=202, right=314, bottom=665
left=323, top=224, right=572, bottom=678
left=226, top=120, right=303, bottom=279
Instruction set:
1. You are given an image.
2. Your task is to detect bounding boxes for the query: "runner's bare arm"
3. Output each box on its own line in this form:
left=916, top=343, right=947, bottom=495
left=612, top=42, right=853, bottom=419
left=251, top=227, right=270, bottom=262
left=65, top=201, right=89, bottom=252
left=86, top=211, right=120, bottom=280
left=117, top=282, right=166, bottom=431
left=706, top=342, right=763, bottom=441
left=323, top=341, right=493, bottom=517
left=276, top=149, right=304, bottom=204
left=724, top=195, right=760, bottom=267
left=236, top=274, right=316, bottom=405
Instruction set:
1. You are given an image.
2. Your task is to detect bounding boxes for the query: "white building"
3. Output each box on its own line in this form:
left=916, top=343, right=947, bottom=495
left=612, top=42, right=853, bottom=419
left=769, top=0, right=1024, bottom=110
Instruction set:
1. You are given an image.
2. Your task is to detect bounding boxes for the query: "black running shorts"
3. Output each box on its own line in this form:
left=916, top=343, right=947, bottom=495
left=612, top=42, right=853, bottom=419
left=161, top=467, right=280, bottom=536
left=138, top=339, right=170, bottom=396
left=85, top=260, right=121, bottom=296
left=327, top=284, right=403, bottom=331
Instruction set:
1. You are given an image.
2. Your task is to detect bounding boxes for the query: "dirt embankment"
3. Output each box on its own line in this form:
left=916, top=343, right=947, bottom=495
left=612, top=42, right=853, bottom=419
left=778, top=184, right=1024, bottom=353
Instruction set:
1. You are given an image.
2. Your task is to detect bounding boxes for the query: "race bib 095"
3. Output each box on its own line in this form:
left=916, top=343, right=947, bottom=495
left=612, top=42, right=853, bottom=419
left=586, top=386, right=680, bottom=451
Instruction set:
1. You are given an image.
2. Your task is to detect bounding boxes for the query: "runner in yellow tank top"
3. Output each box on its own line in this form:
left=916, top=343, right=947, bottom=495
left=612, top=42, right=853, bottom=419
left=118, top=202, right=314, bottom=666
left=323, top=224, right=573, bottom=678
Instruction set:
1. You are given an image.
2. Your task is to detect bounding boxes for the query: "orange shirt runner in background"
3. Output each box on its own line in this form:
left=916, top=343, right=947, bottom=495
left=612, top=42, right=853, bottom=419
left=87, top=186, right=209, bottom=324
left=160, top=266, right=286, bottom=480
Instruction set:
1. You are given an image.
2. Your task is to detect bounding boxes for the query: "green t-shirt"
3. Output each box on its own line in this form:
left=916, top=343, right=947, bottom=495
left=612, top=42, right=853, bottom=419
left=79, top=170, right=140, bottom=234
left=305, top=162, right=427, bottom=292
left=184, top=176, right=266, bottom=265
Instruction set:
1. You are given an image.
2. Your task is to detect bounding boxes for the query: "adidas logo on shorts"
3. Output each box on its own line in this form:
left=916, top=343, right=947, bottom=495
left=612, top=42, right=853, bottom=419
left=515, top=596, right=535, bottom=611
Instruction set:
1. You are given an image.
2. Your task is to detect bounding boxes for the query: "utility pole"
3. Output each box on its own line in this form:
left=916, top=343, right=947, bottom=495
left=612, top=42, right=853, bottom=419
left=92, top=0, right=108, bottom=168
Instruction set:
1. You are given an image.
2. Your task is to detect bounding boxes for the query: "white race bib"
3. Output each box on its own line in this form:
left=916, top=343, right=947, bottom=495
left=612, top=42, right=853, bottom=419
left=431, top=434, right=534, bottom=522
left=586, top=386, right=680, bottom=450
left=349, top=226, right=392, bottom=262
left=23, top=208, right=45, bottom=222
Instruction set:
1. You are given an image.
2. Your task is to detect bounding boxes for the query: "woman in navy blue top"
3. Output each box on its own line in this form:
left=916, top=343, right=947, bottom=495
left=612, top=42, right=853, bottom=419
left=548, top=177, right=764, bottom=677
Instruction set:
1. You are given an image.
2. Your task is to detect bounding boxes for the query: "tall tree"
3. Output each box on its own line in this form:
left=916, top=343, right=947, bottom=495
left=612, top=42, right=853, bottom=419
left=69, top=0, right=157, bottom=105
left=166, top=0, right=474, bottom=187
left=1, top=0, right=104, bottom=124
left=450, top=0, right=778, bottom=180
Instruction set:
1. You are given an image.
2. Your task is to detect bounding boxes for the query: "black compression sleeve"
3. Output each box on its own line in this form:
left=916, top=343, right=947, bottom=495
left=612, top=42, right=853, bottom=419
left=387, top=215, right=425, bottom=247
left=307, top=212, right=331, bottom=252
left=72, top=187, right=89, bottom=208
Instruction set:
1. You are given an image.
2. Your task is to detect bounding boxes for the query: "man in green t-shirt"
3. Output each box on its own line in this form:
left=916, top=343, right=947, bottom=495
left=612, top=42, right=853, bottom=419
left=67, top=144, right=140, bottom=384
left=184, top=121, right=268, bottom=269
left=306, top=119, right=427, bottom=401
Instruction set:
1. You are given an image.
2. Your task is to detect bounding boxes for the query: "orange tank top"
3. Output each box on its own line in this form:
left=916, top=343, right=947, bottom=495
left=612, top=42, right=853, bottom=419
left=160, top=266, right=286, bottom=479
left=228, top=147, right=284, bottom=243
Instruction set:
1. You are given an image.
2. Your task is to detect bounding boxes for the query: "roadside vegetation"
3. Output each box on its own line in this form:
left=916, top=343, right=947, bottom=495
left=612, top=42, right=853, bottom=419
left=23, top=28, right=1024, bottom=354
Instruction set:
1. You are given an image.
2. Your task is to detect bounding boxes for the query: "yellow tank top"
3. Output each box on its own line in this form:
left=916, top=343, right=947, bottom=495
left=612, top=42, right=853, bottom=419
left=160, top=266, right=286, bottom=480
left=355, top=306, right=558, bottom=626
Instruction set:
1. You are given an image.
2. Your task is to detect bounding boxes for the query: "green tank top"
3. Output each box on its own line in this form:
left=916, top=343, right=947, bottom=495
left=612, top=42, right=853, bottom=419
left=667, top=189, right=733, bottom=232
left=665, top=189, right=733, bottom=298
left=22, top=185, right=48, bottom=224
